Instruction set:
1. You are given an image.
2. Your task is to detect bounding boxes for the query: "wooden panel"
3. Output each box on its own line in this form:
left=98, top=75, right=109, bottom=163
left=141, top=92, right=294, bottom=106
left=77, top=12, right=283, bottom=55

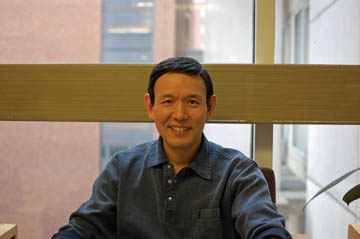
left=0, top=64, right=151, bottom=122
left=292, top=234, right=308, bottom=239
left=254, top=124, right=273, bottom=167
left=0, top=224, right=17, bottom=239
left=0, top=64, right=359, bottom=124
left=254, top=0, right=275, bottom=167
left=255, top=0, right=275, bottom=64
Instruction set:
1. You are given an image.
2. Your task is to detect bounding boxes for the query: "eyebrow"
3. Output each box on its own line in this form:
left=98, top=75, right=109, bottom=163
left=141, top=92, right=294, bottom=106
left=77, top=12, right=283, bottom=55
left=186, top=94, right=203, bottom=100
left=158, top=94, right=174, bottom=99
left=159, top=94, right=203, bottom=100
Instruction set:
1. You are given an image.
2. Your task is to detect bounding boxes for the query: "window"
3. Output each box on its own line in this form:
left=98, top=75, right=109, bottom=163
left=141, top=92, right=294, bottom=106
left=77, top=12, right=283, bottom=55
left=100, top=0, right=254, bottom=169
left=275, top=0, right=360, bottom=237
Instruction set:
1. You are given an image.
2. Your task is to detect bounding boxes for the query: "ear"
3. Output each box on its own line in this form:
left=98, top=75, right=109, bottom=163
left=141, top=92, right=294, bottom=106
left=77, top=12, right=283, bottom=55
left=206, top=95, right=216, bottom=120
left=144, top=93, right=155, bottom=120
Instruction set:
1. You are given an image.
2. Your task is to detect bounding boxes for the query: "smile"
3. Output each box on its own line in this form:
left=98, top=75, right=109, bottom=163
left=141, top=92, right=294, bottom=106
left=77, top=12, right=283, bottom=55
left=170, top=126, right=190, bottom=132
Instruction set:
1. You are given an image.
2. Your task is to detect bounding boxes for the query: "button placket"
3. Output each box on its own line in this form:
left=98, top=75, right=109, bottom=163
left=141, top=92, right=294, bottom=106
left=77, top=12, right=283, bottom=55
left=165, top=163, right=174, bottom=207
left=164, top=163, right=176, bottom=211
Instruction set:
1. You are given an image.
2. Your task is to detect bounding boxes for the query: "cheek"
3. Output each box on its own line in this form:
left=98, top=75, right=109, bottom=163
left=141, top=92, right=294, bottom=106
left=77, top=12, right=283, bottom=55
left=192, top=111, right=208, bottom=126
left=153, top=110, right=169, bottom=125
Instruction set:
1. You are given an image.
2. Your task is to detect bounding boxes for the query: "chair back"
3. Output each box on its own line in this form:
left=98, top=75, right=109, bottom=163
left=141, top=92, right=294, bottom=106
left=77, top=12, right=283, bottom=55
left=260, top=166, right=276, bottom=203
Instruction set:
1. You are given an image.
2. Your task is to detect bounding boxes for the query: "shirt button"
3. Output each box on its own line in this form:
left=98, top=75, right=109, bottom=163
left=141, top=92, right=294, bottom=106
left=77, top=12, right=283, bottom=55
left=168, top=180, right=172, bottom=184
left=168, top=196, right=173, bottom=201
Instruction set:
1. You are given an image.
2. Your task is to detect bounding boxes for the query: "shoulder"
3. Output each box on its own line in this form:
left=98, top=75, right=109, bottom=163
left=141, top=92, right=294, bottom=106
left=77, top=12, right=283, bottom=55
left=205, top=139, right=261, bottom=184
left=110, top=140, right=157, bottom=168
left=207, top=140, right=254, bottom=167
left=114, top=140, right=157, bottom=156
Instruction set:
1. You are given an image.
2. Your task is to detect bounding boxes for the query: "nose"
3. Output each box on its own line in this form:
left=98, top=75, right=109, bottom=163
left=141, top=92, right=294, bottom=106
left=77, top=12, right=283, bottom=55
left=173, top=102, right=188, bottom=120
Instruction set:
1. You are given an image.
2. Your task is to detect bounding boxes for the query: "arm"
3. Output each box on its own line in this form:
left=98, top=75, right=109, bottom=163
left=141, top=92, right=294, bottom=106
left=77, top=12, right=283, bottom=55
left=52, top=229, right=83, bottom=239
left=231, top=161, right=292, bottom=238
left=52, top=158, right=119, bottom=239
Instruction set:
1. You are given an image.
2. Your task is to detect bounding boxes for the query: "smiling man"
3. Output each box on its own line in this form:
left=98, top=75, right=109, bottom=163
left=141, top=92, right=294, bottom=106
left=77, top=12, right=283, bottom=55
left=53, top=57, right=291, bottom=239
left=144, top=71, right=216, bottom=174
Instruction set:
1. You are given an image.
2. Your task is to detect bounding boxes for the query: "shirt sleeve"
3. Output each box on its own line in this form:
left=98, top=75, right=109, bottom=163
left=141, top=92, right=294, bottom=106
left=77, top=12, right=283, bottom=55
left=230, top=160, right=292, bottom=239
left=54, top=157, right=119, bottom=239
left=255, top=227, right=293, bottom=238
left=52, top=228, right=83, bottom=239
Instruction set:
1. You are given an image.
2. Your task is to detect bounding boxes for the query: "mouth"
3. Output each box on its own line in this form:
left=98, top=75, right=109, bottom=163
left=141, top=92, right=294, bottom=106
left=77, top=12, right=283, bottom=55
left=169, top=126, right=191, bottom=132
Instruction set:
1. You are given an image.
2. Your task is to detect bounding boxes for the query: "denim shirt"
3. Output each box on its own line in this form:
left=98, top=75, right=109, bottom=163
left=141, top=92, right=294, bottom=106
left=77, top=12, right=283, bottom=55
left=54, top=135, right=291, bottom=239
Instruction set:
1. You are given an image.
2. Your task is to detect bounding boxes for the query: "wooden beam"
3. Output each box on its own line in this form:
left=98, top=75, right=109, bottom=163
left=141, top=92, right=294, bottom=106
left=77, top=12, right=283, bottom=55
left=0, top=64, right=359, bottom=124
left=253, top=0, right=275, bottom=167
left=292, top=234, right=308, bottom=239
left=255, top=0, right=275, bottom=64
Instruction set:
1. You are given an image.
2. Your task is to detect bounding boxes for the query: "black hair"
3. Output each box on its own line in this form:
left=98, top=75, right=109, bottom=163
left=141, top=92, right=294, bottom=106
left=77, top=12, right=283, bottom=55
left=148, top=56, right=214, bottom=105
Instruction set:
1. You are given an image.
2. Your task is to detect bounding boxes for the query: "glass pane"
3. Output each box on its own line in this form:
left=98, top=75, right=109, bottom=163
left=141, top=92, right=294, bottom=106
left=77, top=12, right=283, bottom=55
left=0, top=2, right=103, bottom=239
left=100, top=0, right=254, bottom=170
left=292, top=125, right=308, bottom=156
left=0, top=121, right=100, bottom=239
left=100, top=123, right=156, bottom=169
left=0, top=2, right=102, bottom=64
left=102, top=0, right=154, bottom=63
left=275, top=0, right=360, bottom=237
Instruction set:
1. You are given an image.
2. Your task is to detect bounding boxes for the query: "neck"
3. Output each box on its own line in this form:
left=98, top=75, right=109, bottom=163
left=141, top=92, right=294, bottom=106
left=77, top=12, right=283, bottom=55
left=163, top=141, right=202, bottom=174
left=166, top=149, right=194, bottom=174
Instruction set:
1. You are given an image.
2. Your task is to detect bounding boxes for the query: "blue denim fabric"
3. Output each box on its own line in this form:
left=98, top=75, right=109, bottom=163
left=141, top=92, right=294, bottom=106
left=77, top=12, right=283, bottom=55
left=53, top=135, right=291, bottom=239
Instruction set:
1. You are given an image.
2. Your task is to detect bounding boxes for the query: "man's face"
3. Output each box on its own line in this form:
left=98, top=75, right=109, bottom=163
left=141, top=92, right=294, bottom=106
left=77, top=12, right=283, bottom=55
left=145, top=72, right=216, bottom=154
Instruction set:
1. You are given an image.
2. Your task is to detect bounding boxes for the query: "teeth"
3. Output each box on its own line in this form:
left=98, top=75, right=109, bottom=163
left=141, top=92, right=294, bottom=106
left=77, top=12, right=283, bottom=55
left=171, top=127, right=189, bottom=132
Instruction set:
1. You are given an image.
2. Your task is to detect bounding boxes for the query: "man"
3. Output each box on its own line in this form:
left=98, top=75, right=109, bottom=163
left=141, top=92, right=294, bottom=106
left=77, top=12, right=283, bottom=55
left=53, top=57, right=291, bottom=239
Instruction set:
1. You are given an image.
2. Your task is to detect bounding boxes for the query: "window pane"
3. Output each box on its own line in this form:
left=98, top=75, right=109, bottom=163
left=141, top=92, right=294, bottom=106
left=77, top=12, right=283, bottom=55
left=0, top=2, right=103, bottom=239
left=100, top=0, right=254, bottom=170
left=102, top=0, right=154, bottom=63
left=0, top=1, right=101, bottom=64
left=275, top=0, right=360, bottom=237
left=0, top=121, right=100, bottom=239
left=292, top=125, right=308, bottom=156
left=100, top=123, right=156, bottom=169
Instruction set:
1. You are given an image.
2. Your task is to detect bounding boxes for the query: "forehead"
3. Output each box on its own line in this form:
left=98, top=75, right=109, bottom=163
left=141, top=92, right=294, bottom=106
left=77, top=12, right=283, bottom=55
left=154, top=73, right=206, bottom=94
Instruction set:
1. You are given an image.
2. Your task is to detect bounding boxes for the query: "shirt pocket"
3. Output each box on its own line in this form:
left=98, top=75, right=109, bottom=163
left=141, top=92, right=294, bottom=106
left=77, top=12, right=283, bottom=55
left=192, top=208, right=223, bottom=239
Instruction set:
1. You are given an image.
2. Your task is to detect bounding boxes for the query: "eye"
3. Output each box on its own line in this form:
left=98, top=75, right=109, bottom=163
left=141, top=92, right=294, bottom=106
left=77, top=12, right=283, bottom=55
left=188, top=99, right=200, bottom=106
left=161, top=99, right=173, bottom=105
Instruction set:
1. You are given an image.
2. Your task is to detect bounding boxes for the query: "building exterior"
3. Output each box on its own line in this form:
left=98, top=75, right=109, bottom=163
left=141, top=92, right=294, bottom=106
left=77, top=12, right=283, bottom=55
left=0, top=1, right=102, bottom=238
left=274, top=0, right=360, bottom=237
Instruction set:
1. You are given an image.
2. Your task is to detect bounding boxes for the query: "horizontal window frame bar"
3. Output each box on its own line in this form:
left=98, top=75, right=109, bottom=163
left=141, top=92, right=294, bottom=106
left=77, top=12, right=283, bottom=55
left=0, top=64, right=359, bottom=124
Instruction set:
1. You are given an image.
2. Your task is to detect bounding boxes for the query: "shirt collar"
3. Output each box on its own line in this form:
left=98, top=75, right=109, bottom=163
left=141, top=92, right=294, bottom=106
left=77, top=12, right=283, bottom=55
left=148, top=137, right=169, bottom=168
left=187, top=135, right=211, bottom=180
left=147, top=134, right=211, bottom=180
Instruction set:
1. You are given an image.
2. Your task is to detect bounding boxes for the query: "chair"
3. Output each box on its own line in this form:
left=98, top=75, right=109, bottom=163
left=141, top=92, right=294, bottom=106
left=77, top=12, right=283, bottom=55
left=260, top=166, right=276, bottom=203
left=259, top=168, right=310, bottom=239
